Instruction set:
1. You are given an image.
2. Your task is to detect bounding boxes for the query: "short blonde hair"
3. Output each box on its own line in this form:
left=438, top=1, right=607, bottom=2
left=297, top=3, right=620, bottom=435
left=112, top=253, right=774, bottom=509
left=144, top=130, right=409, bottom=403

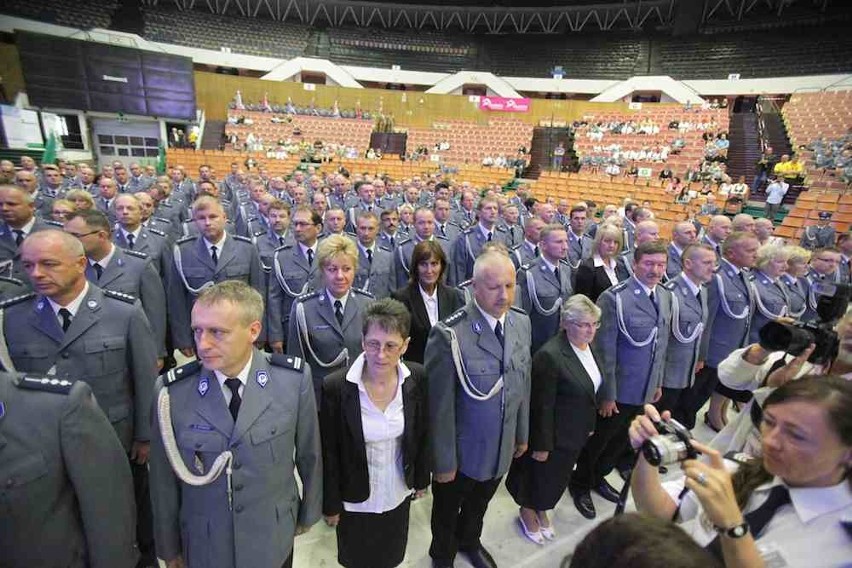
left=317, top=234, right=358, bottom=268
left=64, top=189, right=95, bottom=209
left=592, top=223, right=624, bottom=255
left=784, top=245, right=812, bottom=266
left=195, top=280, right=263, bottom=325
left=561, top=294, right=601, bottom=327
left=755, top=243, right=790, bottom=270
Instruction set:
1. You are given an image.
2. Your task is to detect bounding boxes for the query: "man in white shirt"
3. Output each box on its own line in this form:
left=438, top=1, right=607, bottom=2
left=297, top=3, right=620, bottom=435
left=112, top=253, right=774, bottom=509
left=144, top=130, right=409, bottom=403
left=764, top=176, right=789, bottom=222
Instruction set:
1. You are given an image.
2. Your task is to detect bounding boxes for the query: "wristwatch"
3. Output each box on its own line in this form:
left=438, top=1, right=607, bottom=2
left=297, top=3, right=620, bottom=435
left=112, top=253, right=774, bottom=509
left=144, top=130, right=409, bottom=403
left=715, top=521, right=750, bottom=539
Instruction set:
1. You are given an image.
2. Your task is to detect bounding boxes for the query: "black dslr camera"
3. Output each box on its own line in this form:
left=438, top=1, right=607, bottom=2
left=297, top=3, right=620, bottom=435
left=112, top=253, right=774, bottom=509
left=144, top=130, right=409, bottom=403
left=642, top=418, right=699, bottom=467
left=759, top=281, right=851, bottom=366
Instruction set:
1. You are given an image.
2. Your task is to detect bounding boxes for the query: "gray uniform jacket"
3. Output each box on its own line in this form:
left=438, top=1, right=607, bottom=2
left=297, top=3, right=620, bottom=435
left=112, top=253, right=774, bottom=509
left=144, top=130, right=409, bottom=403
left=0, top=374, right=138, bottom=568
left=394, top=235, right=451, bottom=289
left=511, top=241, right=539, bottom=270
left=266, top=244, right=322, bottom=345
left=700, top=260, right=755, bottom=367
left=1, top=285, right=159, bottom=450
left=255, top=230, right=295, bottom=273
left=168, top=234, right=264, bottom=350
left=286, top=288, right=374, bottom=403
left=87, top=247, right=167, bottom=357
left=0, top=275, right=28, bottom=302
left=0, top=218, right=52, bottom=281
left=450, top=225, right=508, bottom=286
left=567, top=229, right=593, bottom=270
left=800, top=224, right=836, bottom=250
left=434, top=221, right=462, bottom=244
left=148, top=354, right=322, bottom=568
left=594, top=277, right=672, bottom=405
left=355, top=244, right=395, bottom=299
left=663, top=274, right=708, bottom=389
left=516, top=257, right=573, bottom=354
left=749, top=270, right=791, bottom=344
left=666, top=243, right=684, bottom=280
left=451, top=208, right=477, bottom=230
left=114, top=227, right=173, bottom=277
left=780, top=273, right=808, bottom=319
left=425, top=302, right=531, bottom=481
left=346, top=203, right=383, bottom=233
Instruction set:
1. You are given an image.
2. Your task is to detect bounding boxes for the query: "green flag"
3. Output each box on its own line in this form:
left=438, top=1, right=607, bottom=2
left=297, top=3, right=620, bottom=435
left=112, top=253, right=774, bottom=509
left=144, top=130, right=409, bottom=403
left=42, top=133, right=58, bottom=165
left=157, top=142, right=166, bottom=175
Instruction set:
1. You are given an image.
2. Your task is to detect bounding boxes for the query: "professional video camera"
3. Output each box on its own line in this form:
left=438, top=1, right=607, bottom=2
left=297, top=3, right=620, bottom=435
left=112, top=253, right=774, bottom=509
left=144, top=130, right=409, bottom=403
left=759, top=281, right=852, bottom=365
left=641, top=418, right=699, bottom=467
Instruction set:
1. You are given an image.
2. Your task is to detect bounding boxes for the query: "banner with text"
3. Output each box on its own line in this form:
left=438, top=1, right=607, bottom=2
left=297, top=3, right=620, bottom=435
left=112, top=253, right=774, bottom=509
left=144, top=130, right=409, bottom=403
left=479, top=96, right=531, bottom=113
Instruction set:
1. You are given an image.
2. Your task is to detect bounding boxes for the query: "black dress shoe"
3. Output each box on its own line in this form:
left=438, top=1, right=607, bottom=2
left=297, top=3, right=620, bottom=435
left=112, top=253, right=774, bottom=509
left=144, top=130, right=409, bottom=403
left=460, top=545, right=497, bottom=568
left=595, top=479, right=622, bottom=503
left=571, top=490, right=596, bottom=519
left=432, top=560, right=454, bottom=568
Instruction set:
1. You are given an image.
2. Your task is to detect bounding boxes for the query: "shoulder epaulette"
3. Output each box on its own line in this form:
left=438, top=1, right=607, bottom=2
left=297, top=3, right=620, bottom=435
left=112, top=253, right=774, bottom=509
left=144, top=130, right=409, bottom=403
left=377, top=243, right=393, bottom=253
left=268, top=353, right=304, bottom=372
left=443, top=307, right=468, bottom=326
left=0, top=275, right=24, bottom=286
left=158, top=201, right=173, bottom=208
left=102, top=289, right=137, bottom=303
left=510, top=305, right=527, bottom=315
left=462, top=227, right=475, bottom=234
left=663, top=280, right=678, bottom=291
left=434, top=233, right=449, bottom=242
left=352, top=288, right=375, bottom=298
left=296, top=290, right=321, bottom=303
left=163, top=360, right=202, bottom=386
left=274, top=243, right=294, bottom=252
left=124, top=249, right=149, bottom=259
left=611, top=280, right=630, bottom=292
left=558, top=258, right=571, bottom=267
left=458, top=278, right=473, bottom=288
left=253, top=230, right=266, bottom=238
left=397, top=237, right=412, bottom=247
left=520, top=263, right=532, bottom=271
left=447, top=221, right=461, bottom=228
left=0, top=292, right=36, bottom=309
left=148, top=228, right=166, bottom=237
left=153, top=216, right=172, bottom=223
left=44, top=219, right=63, bottom=227
left=177, top=235, right=197, bottom=245
left=511, top=243, right=522, bottom=251
left=232, top=234, right=253, bottom=243
left=495, top=225, right=507, bottom=232
left=15, top=374, right=74, bottom=394
left=345, top=231, right=358, bottom=239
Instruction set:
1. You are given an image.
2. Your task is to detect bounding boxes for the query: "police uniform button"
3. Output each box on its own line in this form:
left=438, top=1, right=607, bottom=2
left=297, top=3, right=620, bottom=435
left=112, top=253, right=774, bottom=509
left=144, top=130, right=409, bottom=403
left=234, top=483, right=244, bottom=491
left=61, top=352, right=70, bottom=358
left=235, top=505, right=244, bottom=513
left=270, top=427, right=277, bottom=434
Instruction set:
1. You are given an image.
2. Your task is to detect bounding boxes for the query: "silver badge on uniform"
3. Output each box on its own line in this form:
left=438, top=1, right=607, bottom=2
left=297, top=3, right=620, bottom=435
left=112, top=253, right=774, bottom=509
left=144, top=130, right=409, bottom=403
left=198, top=377, right=209, bottom=397
left=472, top=321, right=482, bottom=334
left=117, top=257, right=124, bottom=267
left=87, top=300, right=97, bottom=309
left=634, top=289, right=640, bottom=295
left=256, top=370, right=268, bottom=388
left=37, top=300, right=45, bottom=311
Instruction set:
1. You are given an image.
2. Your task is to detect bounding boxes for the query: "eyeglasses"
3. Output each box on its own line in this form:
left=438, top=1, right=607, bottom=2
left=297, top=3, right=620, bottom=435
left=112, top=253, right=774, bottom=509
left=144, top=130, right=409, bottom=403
left=364, top=340, right=404, bottom=354
left=65, top=230, right=100, bottom=239
left=569, top=320, right=601, bottom=330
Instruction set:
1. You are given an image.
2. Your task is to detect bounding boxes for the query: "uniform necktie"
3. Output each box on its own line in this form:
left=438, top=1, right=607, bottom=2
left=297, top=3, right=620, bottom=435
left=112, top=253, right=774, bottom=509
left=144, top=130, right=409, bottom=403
left=389, top=236, right=395, bottom=248
left=307, top=248, right=314, bottom=266
left=366, top=249, right=373, bottom=264
left=126, top=233, right=135, bottom=249
left=439, top=224, right=446, bottom=236
left=210, top=245, right=218, bottom=265
left=58, top=308, right=72, bottom=332
left=649, top=290, right=658, bottom=313
left=13, top=230, right=24, bottom=246
left=706, top=485, right=790, bottom=560
left=534, top=246, right=540, bottom=257
left=487, top=231, right=493, bottom=242
left=554, top=267, right=560, bottom=283
left=334, top=300, right=344, bottom=325
left=224, top=378, right=242, bottom=422
left=279, top=236, right=285, bottom=246
left=494, top=320, right=504, bottom=349
left=93, top=263, right=103, bottom=280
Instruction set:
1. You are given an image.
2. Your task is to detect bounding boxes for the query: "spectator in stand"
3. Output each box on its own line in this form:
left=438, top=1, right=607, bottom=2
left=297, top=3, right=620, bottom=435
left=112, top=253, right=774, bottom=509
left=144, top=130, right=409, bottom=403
left=764, top=176, right=789, bottom=222
left=552, top=142, right=566, bottom=171
left=752, top=147, right=776, bottom=193
left=665, top=177, right=684, bottom=195
left=725, top=175, right=749, bottom=214
left=772, top=154, right=794, bottom=179
left=658, top=166, right=673, bottom=186
left=605, top=161, right=621, bottom=179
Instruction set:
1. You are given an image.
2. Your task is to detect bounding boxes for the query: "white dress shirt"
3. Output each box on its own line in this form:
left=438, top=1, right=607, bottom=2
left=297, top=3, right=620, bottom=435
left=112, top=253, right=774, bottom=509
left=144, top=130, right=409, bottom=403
left=570, top=342, right=602, bottom=392
left=203, top=233, right=227, bottom=258
left=419, top=285, right=439, bottom=327
left=213, top=356, right=252, bottom=405
left=343, top=353, right=413, bottom=514
left=47, top=282, right=90, bottom=326
left=593, top=254, right=619, bottom=286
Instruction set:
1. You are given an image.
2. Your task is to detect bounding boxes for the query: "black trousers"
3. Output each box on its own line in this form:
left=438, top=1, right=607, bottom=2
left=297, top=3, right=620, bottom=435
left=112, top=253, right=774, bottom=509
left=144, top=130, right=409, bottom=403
left=657, top=387, right=686, bottom=419
left=677, top=365, right=719, bottom=430
left=131, top=459, right=155, bottom=566
left=570, top=403, right=642, bottom=492
left=429, top=472, right=502, bottom=562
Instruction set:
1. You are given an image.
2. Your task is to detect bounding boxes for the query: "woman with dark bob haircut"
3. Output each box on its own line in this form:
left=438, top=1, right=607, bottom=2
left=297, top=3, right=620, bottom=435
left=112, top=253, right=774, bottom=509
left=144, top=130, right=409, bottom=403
left=391, top=240, right=464, bottom=364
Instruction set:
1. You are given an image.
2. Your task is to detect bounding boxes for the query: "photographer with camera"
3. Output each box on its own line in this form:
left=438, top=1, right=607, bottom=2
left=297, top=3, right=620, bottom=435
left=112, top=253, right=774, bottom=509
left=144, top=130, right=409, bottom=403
left=628, top=376, right=852, bottom=568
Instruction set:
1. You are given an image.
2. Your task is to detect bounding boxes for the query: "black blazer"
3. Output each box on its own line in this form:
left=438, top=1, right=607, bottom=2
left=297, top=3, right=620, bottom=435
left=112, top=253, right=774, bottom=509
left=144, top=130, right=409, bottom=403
left=320, top=361, right=430, bottom=516
left=391, top=283, right=465, bottom=364
left=573, top=256, right=630, bottom=303
left=529, top=333, right=603, bottom=453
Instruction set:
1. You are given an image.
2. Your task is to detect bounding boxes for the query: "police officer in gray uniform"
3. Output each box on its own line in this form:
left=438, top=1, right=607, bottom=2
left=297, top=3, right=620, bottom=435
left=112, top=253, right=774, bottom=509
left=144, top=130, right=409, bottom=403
left=748, top=246, right=792, bottom=344
left=802, top=247, right=843, bottom=321
left=566, top=205, right=594, bottom=270
left=666, top=221, right=698, bottom=280
left=66, top=210, right=168, bottom=361
left=0, top=184, right=52, bottom=281
left=450, top=197, right=508, bottom=286
left=167, top=196, right=263, bottom=355
left=800, top=211, right=836, bottom=250
left=149, top=281, right=322, bottom=568
left=620, top=220, right=660, bottom=278
left=267, top=206, right=323, bottom=354
left=113, top=193, right=173, bottom=277
left=255, top=200, right=295, bottom=272
left=353, top=210, right=395, bottom=299
left=570, top=241, right=671, bottom=520
left=394, top=208, right=452, bottom=289
left=0, top=372, right=138, bottom=568
left=660, top=244, right=714, bottom=419
left=516, top=224, right=573, bottom=354
left=426, top=250, right=531, bottom=568
left=0, top=229, right=160, bottom=566
left=680, top=231, right=759, bottom=431
left=287, top=236, right=373, bottom=405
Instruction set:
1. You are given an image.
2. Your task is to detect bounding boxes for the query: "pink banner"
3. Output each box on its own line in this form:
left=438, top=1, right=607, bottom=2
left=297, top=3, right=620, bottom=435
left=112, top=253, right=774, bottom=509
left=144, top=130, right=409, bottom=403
left=479, top=96, right=531, bottom=113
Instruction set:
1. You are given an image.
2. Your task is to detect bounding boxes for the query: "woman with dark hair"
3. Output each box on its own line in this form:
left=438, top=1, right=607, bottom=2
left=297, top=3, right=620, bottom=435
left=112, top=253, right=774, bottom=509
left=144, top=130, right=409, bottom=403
left=391, top=240, right=464, bottom=364
left=629, top=375, right=852, bottom=568
left=320, top=298, right=430, bottom=568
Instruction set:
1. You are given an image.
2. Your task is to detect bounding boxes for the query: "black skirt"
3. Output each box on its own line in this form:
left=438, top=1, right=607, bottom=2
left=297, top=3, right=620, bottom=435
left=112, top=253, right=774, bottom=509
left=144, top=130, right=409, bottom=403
left=506, top=447, right=582, bottom=511
left=337, top=497, right=411, bottom=568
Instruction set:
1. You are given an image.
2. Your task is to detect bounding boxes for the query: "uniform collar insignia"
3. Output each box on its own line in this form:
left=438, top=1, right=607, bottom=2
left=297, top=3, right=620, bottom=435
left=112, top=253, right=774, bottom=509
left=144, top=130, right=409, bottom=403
left=0, top=401, right=5, bottom=419
left=198, top=377, right=209, bottom=397
left=472, top=321, right=482, bottom=334
left=87, top=300, right=97, bottom=309
left=256, top=370, right=268, bottom=388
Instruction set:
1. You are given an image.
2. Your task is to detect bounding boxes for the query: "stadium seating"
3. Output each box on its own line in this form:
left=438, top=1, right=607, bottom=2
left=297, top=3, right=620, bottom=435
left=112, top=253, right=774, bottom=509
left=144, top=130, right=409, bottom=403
left=1, top=0, right=117, bottom=30
left=225, top=110, right=373, bottom=153
left=328, top=28, right=473, bottom=73
left=405, top=118, right=534, bottom=165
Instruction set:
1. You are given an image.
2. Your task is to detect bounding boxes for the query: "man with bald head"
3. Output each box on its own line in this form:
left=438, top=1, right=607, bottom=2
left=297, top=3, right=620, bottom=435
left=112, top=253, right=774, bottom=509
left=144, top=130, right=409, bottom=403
left=0, top=184, right=53, bottom=282
left=702, top=215, right=732, bottom=260
left=667, top=220, right=699, bottom=279
left=621, top=220, right=660, bottom=277
left=755, top=217, right=784, bottom=247
left=0, top=229, right=160, bottom=565
left=731, top=213, right=755, bottom=234
left=426, top=250, right=531, bottom=568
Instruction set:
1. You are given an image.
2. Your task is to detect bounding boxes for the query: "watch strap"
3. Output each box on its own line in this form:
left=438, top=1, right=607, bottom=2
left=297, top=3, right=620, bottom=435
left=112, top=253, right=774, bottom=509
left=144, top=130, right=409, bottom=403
left=715, top=521, right=750, bottom=539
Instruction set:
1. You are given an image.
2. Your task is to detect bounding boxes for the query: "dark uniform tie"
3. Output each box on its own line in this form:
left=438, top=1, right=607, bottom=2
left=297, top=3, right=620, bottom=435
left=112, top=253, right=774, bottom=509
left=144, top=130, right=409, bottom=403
left=439, top=224, right=446, bottom=237
left=487, top=231, right=493, bottom=242
left=334, top=300, right=344, bottom=325
left=307, top=248, right=314, bottom=266
left=224, top=378, right=242, bottom=422
left=366, top=249, right=373, bottom=264
left=649, top=290, right=658, bottom=313
left=58, top=308, right=72, bottom=332
left=554, top=266, right=560, bottom=284
left=126, top=233, right=135, bottom=249
left=13, top=230, right=24, bottom=246
left=93, top=263, right=103, bottom=280
left=389, top=236, right=395, bottom=248
left=706, top=485, right=790, bottom=560
left=494, top=320, right=504, bottom=348
left=279, top=236, right=285, bottom=246
left=534, top=246, right=540, bottom=257
left=210, top=245, right=218, bottom=265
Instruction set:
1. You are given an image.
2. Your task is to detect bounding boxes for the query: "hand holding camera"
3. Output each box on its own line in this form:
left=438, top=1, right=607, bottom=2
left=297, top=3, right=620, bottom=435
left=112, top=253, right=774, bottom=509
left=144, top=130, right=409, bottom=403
left=681, top=442, right=745, bottom=532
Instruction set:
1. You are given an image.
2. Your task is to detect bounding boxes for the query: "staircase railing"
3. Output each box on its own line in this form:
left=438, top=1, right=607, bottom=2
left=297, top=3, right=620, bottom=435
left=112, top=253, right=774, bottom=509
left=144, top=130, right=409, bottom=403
left=755, top=96, right=768, bottom=153
left=195, top=109, right=206, bottom=151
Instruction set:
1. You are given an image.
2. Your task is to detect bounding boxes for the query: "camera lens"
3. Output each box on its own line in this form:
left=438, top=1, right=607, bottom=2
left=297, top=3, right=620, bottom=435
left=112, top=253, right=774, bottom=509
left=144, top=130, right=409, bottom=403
left=642, top=435, right=690, bottom=467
